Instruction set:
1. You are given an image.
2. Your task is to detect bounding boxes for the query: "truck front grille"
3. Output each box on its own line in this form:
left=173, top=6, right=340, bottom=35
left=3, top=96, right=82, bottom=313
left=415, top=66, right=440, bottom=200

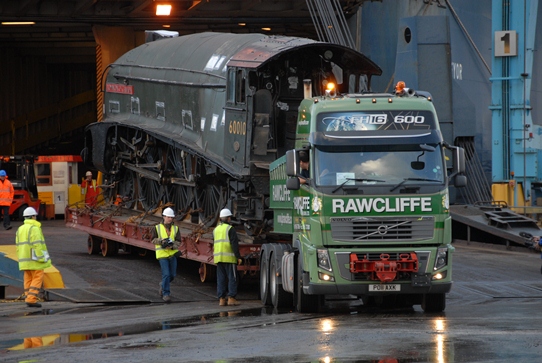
left=330, top=216, right=434, bottom=242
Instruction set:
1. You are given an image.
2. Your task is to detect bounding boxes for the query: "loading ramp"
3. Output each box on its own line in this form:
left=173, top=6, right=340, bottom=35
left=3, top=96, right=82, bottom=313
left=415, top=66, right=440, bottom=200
left=450, top=203, right=541, bottom=248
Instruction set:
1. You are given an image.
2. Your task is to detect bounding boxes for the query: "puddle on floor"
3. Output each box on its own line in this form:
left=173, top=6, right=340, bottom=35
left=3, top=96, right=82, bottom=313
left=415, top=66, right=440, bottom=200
left=1, top=307, right=281, bottom=351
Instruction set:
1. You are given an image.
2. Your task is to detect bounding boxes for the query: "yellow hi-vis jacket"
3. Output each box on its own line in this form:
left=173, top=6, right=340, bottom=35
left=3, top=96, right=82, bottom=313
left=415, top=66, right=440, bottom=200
left=16, top=219, right=52, bottom=270
left=154, top=224, right=179, bottom=259
left=213, top=223, right=236, bottom=264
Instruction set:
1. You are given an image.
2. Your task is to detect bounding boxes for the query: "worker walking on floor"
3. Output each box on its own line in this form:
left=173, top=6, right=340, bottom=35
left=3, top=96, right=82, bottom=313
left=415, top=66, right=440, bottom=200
left=15, top=207, right=51, bottom=308
left=151, top=207, right=181, bottom=303
left=213, top=208, right=242, bottom=306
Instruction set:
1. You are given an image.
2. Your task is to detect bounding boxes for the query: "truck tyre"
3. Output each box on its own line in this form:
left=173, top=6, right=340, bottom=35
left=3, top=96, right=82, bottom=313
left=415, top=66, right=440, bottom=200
left=295, top=255, right=322, bottom=313
left=87, top=235, right=101, bottom=255
left=270, top=257, right=291, bottom=308
left=260, top=256, right=271, bottom=306
left=421, top=293, right=446, bottom=312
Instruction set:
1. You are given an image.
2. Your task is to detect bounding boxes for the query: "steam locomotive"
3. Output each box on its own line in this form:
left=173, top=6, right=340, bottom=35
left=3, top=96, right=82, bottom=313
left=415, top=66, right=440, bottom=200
left=83, top=32, right=381, bottom=236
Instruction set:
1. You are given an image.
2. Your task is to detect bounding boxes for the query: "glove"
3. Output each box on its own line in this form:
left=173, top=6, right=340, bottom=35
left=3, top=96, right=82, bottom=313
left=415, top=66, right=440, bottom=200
left=237, top=258, right=243, bottom=266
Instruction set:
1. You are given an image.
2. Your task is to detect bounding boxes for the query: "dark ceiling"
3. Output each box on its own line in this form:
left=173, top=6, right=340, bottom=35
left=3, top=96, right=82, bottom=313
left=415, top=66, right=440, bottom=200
left=0, top=0, right=366, bottom=64
left=0, top=0, right=367, bottom=156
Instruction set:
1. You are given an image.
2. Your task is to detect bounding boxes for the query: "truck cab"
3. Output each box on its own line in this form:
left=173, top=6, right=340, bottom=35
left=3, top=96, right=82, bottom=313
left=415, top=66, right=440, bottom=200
left=266, top=83, right=466, bottom=312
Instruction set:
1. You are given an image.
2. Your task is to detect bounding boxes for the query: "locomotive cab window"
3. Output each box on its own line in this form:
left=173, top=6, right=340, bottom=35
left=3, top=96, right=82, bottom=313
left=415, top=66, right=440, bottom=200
left=227, top=68, right=235, bottom=103
left=236, top=69, right=246, bottom=104
left=226, top=68, right=246, bottom=105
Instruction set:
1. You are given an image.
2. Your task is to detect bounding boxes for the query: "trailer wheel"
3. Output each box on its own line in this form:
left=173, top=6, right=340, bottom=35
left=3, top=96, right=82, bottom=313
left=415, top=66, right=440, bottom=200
left=137, top=248, right=150, bottom=258
left=270, top=257, right=291, bottom=308
left=199, top=263, right=216, bottom=283
left=295, top=255, right=322, bottom=313
left=421, top=293, right=446, bottom=313
left=87, top=235, right=101, bottom=255
left=260, top=256, right=271, bottom=305
left=101, top=238, right=118, bottom=257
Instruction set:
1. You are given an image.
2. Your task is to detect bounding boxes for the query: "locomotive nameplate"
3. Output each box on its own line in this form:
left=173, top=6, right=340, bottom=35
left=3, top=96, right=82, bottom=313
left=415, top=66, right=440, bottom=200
left=106, top=83, right=134, bottom=95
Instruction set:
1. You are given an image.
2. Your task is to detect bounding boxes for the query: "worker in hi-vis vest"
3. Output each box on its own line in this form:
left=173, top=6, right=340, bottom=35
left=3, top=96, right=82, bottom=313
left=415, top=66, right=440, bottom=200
left=151, top=207, right=182, bottom=303
left=213, top=208, right=242, bottom=307
left=15, top=207, right=52, bottom=308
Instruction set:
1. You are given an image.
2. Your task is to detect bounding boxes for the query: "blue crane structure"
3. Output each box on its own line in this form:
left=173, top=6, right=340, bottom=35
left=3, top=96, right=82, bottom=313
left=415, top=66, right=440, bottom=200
left=491, top=0, right=540, bottom=206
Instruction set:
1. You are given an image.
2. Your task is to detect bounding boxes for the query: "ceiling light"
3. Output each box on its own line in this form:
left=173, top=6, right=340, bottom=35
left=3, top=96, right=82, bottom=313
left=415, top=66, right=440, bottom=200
left=156, top=4, right=172, bottom=16
left=2, top=22, right=36, bottom=25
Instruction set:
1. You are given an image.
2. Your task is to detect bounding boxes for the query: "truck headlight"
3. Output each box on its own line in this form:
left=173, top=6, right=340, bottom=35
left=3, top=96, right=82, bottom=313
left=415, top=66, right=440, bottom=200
left=317, top=249, right=332, bottom=271
left=433, top=248, right=448, bottom=270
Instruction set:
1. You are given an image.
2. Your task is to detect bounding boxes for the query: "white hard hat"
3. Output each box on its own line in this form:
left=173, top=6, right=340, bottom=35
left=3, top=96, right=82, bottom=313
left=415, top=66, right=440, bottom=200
left=23, top=207, right=38, bottom=217
left=162, top=207, right=175, bottom=217
left=219, top=208, right=233, bottom=218
left=86, top=171, right=93, bottom=177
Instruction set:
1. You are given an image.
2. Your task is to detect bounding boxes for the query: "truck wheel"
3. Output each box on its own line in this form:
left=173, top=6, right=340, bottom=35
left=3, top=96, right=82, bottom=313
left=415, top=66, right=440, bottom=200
left=199, top=263, right=216, bottom=283
left=295, top=255, right=322, bottom=313
left=421, top=293, right=446, bottom=313
left=87, top=235, right=101, bottom=255
left=101, top=238, right=118, bottom=257
left=259, top=256, right=271, bottom=305
left=270, top=257, right=291, bottom=308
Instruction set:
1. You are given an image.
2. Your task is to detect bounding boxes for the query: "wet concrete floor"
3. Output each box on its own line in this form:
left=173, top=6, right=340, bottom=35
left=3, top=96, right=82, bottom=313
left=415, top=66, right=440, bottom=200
left=1, top=220, right=542, bottom=362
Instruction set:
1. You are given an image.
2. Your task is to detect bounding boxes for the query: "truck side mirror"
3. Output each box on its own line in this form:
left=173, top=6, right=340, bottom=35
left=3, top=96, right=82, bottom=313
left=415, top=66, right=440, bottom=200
left=286, top=150, right=297, bottom=177
left=286, top=177, right=300, bottom=190
left=446, top=144, right=467, bottom=187
left=453, top=147, right=466, bottom=174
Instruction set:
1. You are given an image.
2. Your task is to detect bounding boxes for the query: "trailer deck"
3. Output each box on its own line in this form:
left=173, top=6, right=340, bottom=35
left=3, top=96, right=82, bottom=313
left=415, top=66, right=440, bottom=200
left=65, top=205, right=263, bottom=283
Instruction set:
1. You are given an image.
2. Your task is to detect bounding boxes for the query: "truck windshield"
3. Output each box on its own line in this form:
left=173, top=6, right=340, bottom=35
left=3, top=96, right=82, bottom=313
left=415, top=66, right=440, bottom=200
left=314, top=146, right=445, bottom=187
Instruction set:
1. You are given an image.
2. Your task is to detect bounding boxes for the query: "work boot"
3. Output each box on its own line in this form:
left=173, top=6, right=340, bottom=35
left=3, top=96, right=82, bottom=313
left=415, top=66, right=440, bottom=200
left=227, top=297, right=240, bottom=306
left=219, top=298, right=227, bottom=306
left=162, top=295, right=171, bottom=303
left=26, top=302, right=42, bottom=308
left=5, top=225, right=11, bottom=230
left=159, top=282, right=163, bottom=297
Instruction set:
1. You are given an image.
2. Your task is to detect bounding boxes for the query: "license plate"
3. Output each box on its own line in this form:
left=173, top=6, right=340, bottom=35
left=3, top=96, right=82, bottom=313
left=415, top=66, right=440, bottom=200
left=368, top=284, right=400, bottom=292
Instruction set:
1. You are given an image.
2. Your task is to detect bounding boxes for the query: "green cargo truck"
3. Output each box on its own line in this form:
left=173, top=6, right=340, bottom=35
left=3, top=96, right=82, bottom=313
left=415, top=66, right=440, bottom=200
left=261, top=81, right=466, bottom=312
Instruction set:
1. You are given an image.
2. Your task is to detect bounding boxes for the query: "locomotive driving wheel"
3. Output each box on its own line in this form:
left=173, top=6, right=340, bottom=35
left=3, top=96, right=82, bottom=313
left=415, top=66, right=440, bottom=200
left=195, top=182, right=225, bottom=227
left=165, top=146, right=194, bottom=214
left=115, top=169, right=137, bottom=209
left=138, top=177, right=164, bottom=211
left=137, top=139, right=166, bottom=210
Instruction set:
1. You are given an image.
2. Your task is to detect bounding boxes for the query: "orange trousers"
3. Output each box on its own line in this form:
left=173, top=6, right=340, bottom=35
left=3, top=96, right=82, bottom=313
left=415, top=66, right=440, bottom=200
left=23, top=337, right=43, bottom=348
left=24, top=270, right=44, bottom=304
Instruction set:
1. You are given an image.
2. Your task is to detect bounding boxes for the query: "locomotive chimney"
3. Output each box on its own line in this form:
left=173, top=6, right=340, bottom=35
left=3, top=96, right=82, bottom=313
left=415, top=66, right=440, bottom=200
left=303, top=79, right=312, bottom=99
